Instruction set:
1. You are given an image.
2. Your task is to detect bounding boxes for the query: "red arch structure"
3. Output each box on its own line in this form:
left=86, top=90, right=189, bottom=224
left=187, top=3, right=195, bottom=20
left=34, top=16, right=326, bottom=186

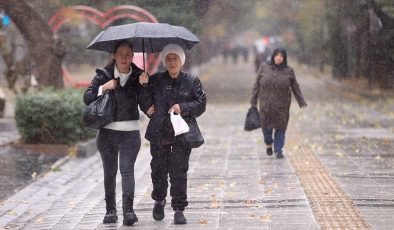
left=48, top=5, right=160, bottom=88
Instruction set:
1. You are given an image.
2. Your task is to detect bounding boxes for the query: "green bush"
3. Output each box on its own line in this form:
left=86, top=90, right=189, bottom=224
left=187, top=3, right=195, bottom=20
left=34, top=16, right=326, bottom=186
left=15, top=88, right=95, bottom=144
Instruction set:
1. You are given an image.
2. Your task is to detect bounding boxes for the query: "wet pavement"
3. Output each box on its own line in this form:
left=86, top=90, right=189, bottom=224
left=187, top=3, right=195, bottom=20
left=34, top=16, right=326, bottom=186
left=289, top=65, right=394, bottom=229
left=0, top=56, right=393, bottom=229
left=0, top=146, right=60, bottom=201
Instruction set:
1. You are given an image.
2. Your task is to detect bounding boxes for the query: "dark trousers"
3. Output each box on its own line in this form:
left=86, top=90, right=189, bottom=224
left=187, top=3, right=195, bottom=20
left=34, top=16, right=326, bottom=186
left=150, top=139, right=191, bottom=211
left=97, top=128, right=141, bottom=206
left=262, top=128, right=286, bottom=154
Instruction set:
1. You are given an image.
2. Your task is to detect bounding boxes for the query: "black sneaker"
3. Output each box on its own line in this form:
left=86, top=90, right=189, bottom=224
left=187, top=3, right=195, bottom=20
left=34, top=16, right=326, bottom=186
left=266, top=147, right=273, bottom=156
left=275, top=152, right=284, bottom=158
left=153, top=200, right=166, bottom=221
left=174, top=210, right=187, bottom=225
left=103, top=210, right=118, bottom=224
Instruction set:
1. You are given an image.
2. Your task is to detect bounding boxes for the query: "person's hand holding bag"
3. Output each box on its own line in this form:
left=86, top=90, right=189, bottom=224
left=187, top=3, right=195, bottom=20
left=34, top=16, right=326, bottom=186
left=170, top=110, right=189, bottom=136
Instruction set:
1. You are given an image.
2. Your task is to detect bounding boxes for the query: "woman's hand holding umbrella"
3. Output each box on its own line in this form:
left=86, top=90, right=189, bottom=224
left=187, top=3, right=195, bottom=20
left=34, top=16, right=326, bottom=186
left=139, top=72, right=149, bottom=85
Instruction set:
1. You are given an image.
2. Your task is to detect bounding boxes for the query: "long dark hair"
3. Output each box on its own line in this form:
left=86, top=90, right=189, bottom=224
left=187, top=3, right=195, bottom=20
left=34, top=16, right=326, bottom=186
left=269, top=47, right=287, bottom=68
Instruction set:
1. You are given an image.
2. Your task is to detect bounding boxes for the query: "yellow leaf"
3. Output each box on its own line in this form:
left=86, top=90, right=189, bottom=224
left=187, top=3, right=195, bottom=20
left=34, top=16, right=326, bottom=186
left=224, top=192, right=237, bottom=197
left=260, top=214, right=272, bottom=223
left=198, top=219, right=208, bottom=224
left=265, top=187, right=273, bottom=194
left=7, top=210, right=16, bottom=216
left=335, top=152, right=345, bottom=158
left=210, top=202, right=220, bottom=209
left=35, top=216, right=45, bottom=224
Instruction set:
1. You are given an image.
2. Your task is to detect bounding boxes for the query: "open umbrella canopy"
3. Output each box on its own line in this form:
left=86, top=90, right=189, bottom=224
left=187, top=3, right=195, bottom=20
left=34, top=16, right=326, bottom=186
left=86, top=22, right=200, bottom=53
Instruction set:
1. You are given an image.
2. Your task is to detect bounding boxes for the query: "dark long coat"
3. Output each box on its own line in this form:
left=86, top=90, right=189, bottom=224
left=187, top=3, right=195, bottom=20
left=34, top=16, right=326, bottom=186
left=250, top=63, right=306, bottom=131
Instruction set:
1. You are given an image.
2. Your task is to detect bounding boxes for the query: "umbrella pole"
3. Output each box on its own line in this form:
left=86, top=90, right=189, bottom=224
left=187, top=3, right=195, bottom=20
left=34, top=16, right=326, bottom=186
left=142, top=40, right=145, bottom=71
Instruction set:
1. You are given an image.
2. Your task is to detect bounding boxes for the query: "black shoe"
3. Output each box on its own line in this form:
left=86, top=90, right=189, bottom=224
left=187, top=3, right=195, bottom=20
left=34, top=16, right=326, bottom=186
left=122, top=193, right=138, bottom=226
left=103, top=209, right=118, bottom=224
left=153, top=200, right=166, bottom=221
left=174, top=210, right=187, bottom=225
left=123, top=212, right=138, bottom=226
left=276, top=152, right=284, bottom=158
left=266, top=147, right=273, bottom=156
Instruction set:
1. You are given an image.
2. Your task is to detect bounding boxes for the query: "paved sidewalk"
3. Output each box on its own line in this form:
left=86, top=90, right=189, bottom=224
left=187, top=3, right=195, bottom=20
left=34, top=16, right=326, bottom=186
left=0, top=102, right=318, bottom=229
left=289, top=64, right=394, bottom=229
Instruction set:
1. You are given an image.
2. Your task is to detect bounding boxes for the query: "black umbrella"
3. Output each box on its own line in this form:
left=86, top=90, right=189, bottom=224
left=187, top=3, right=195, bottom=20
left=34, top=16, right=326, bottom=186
left=86, top=22, right=200, bottom=70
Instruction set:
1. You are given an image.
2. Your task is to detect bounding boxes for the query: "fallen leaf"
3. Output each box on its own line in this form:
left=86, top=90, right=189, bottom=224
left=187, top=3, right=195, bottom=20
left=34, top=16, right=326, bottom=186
left=198, top=219, right=208, bottom=224
left=288, top=187, right=296, bottom=191
left=68, top=146, right=77, bottom=157
left=68, top=201, right=76, bottom=208
left=260, top=214, right=272, bottom=223
left=35, top=216, right=45, bottom=224
left=293, top=145, right=301, bottom=150
left=31, top=172, right=37, bottom=180
left=51, top=166, right=61, bottom=172
left=244, top=200, right=257, bottom=207
left=7, top=210, right=16, bottom=216
left=335, top=152, right=345, bottom=158
left=265, top=187, right=273, bottom=194
left=224, top=192, right=237, bottom=197
left=210, top=201, right=220, bottom=209
left=210, top=194, right=219, bottom=208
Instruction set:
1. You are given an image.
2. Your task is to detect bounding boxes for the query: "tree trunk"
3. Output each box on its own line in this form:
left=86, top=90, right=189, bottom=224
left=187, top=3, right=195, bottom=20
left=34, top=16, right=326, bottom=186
left=365, top=0, right=394, bottom=89
left=0, top=0, right=64, bottom=88
left=326, top=0, right=349, bottom=79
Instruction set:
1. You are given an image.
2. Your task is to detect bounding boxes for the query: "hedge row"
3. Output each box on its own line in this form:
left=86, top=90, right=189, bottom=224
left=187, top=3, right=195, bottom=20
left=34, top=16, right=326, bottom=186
left=15, top=88, right=94, bottom=144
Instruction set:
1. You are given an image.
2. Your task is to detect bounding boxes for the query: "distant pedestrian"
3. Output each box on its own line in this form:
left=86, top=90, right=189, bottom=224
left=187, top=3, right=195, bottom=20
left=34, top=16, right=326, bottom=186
left=250, top=47, right=307, bottom=158
left=254, top=47, right=271, bottom=73
left=83, top=40, right=150, bottom=226
left=143, top=44, right=206, bottom=225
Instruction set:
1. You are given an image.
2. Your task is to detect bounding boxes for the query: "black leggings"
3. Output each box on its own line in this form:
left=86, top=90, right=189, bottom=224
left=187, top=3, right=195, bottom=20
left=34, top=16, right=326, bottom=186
left=97, top=129, right=141, bottom=197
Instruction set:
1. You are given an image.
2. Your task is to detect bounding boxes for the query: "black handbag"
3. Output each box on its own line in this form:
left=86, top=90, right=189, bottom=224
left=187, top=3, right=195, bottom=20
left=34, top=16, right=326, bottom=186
left=184, top=119, right=204, bottom=148
left=83, top=91, right=115, bottom=129
left=244, top=106, right=261, bottom=131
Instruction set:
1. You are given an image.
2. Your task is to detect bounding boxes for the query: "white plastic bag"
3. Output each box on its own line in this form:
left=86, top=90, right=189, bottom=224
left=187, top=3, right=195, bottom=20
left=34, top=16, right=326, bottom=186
left=170, top=110, right=189, bottom=136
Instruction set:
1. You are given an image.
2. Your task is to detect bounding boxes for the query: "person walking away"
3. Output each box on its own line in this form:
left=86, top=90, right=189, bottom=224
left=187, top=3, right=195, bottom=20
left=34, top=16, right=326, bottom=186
left=143, top=44, right=206, bottom=225
left=83, top=41, right=150, bottom=226
left=250, top=47, right=307, bottom=158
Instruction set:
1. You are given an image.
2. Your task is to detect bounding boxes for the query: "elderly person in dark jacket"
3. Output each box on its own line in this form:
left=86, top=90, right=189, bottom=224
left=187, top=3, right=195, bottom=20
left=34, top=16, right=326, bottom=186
left=143, top=44, right=206, bottom=225
left=251, top=47, right=307, bottom=158
left=83, top=41, right=150, bottom=226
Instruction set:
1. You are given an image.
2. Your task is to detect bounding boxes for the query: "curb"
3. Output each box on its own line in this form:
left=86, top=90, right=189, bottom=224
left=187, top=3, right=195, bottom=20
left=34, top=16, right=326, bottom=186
left=76, top=138, right=97, bottom=158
